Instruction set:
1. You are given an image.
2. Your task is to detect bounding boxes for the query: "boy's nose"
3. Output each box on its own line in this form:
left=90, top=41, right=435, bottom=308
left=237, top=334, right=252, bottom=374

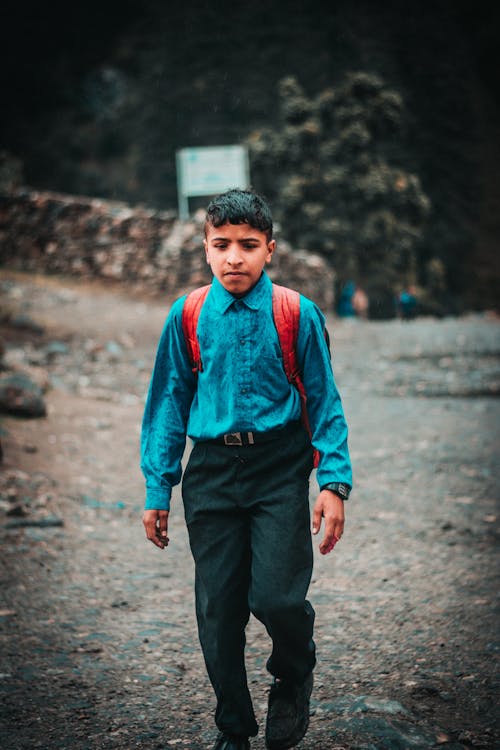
left=227, top=247, right=242, bottom=264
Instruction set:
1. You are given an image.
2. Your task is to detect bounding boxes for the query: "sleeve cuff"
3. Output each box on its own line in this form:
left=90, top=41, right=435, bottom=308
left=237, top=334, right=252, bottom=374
left=144, top=486, right=172, bottom=511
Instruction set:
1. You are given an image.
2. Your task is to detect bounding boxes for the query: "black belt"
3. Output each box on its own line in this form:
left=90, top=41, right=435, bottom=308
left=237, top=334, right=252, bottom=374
left=209, top=422, right=300, bottom=447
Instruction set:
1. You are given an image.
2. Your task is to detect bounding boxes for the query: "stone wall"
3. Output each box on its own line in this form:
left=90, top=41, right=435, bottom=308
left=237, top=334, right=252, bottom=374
left=0, top=189, right=335, bottom=310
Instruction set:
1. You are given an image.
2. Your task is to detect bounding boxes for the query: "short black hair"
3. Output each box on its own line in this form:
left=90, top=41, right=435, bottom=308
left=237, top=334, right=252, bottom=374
left=205, top=188, right=273, bottom=241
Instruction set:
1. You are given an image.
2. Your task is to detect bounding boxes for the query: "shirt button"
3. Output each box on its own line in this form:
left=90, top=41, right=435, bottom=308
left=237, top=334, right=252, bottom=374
left=240, top=339, right=246, bottom=345
left=241, top=388, right=248, bottom=394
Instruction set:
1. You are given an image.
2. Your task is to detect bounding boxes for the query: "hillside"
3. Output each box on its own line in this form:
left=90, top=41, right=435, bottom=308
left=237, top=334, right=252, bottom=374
left=1, top=0, right=499, bottom=310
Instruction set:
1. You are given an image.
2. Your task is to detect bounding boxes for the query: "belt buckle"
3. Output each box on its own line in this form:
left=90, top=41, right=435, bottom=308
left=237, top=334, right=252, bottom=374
left=224, top=432, right=243, bottom=446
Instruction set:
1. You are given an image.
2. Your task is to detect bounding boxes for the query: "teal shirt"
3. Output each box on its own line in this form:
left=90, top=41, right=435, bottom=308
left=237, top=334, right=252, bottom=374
left=141, top=272, right=352, bottom=510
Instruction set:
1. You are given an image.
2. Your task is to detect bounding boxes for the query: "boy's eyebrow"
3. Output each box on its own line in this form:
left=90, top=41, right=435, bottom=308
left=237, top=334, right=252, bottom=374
left=209, top=235, right=261, bottom=242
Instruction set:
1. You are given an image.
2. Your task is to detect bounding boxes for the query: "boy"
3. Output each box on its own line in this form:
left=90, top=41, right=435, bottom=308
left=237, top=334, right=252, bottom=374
left=141, top=189, right=352, bottom=750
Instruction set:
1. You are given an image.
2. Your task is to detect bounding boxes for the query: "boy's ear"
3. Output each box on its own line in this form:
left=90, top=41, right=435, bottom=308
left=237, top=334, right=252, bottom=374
left=266, top=239, right=276, bottom=263
left=203, top=238, right=210, bottom=264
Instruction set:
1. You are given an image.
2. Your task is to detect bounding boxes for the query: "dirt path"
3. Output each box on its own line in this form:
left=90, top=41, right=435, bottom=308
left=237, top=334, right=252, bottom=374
left=1, top=271, right=499, bottom=750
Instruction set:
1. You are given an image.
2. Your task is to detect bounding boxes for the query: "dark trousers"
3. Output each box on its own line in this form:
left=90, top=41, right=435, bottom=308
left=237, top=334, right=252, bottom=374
left=181, top=422, right=316, bottom=737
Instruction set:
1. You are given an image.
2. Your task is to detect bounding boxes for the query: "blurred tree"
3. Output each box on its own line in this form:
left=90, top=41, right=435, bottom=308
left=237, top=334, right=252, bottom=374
left=247, top=73, right=431, bottom=318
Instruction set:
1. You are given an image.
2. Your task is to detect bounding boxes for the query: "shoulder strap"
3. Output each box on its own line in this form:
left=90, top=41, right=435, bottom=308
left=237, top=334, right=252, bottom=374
left=182, top=285, right=211, bottom=373
left=271, top=283, right=301, bottom=382
left=272, top=284, right=320, bottom=468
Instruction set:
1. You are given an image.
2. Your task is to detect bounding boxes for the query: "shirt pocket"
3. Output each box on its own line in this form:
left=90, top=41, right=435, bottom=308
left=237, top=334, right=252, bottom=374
left=254, top=352, right=291, bottom=402
left=257, top=336, right=283, bottom=364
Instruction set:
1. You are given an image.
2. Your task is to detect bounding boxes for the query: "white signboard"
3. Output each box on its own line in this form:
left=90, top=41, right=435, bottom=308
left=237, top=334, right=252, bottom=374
left=176, top=145, right=250, bottom=219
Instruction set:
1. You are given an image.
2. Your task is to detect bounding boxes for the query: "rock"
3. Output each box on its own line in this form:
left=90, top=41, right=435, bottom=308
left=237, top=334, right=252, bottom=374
left=43, top=341, right=70, bottom=360
left=9, top=314, right=45, bottom=335
left=333, top=715, right=443, bottom=749
left=0, top=609, right=17, bottom=618
left=0, top=372, right=47, bottom=417
left=350, top=696, right=410, bottom=716
left=6, top=504, right=27, bottom=517
left=8, top=364, right=51, bottom=393
left=105, top=340, right=123, bottom=360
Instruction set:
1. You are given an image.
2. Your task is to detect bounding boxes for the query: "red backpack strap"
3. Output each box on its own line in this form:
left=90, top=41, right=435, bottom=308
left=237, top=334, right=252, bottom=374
left=182, top=285, right=211, bottom=374
left=272, top=284, right=301, bottom=382
left=272, top=284, right=320, bottom=468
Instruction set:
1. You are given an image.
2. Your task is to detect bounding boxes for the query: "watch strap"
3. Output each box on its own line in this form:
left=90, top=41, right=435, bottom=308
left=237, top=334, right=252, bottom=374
left=321, top=482, right=350, bottom=500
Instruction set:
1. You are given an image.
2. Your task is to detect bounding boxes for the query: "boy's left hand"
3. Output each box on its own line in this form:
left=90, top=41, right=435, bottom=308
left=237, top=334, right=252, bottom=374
left=312, top=490, right=345, bottom=555
left=143, top=509, right=169, bottom=549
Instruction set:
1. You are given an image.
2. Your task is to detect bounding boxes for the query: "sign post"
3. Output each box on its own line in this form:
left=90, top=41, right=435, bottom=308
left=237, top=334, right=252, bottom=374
left=176, top=145, right=250, bottom=220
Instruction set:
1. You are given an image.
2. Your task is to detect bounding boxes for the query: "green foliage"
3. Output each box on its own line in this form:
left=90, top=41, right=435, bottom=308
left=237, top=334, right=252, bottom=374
left=247, top=73, right=431, bottom=316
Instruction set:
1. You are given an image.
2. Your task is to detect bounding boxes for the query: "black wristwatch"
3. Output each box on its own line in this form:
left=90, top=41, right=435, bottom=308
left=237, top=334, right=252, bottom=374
left=321, top=482, right=350, bottom=500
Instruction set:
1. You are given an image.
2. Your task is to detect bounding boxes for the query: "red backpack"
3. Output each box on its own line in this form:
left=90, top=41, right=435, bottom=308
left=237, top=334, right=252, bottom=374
left=181, top=283, right=321, bottom=467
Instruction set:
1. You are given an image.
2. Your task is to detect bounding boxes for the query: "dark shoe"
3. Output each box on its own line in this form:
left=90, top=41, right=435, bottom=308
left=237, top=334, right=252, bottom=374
left=212, top=732, right=250, bottom=750
left=265, top=672, right=313, bottom=749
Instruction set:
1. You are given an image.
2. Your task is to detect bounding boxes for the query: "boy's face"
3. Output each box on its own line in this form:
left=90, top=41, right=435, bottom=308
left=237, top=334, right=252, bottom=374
left=204, top=222, right=275, bottom=297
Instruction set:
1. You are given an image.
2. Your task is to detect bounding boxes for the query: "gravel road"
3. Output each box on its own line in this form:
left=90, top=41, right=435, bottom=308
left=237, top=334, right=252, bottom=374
left=0, top=272, right=499, bottom=750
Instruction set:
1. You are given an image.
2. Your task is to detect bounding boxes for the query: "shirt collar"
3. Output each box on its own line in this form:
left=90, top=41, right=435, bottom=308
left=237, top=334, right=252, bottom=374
left=210, top=272, right=271, bottom=313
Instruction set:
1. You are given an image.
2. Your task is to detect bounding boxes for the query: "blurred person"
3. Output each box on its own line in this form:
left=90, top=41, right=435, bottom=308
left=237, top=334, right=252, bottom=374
left=397, top=285, right=418, bottom=319
left=352, top=285, right=369, bottom=319
left=336, top=279, right=356, bottom=317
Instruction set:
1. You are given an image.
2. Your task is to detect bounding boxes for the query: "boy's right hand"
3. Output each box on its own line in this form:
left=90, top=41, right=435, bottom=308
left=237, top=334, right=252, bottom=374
left=143, top=509, right=169, bottom=549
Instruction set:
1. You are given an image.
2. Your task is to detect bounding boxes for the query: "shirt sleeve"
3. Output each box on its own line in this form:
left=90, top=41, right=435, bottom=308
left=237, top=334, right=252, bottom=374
left=140, top=296, right=196, bottom=510
left=296, top=297, right=353, bottom=493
